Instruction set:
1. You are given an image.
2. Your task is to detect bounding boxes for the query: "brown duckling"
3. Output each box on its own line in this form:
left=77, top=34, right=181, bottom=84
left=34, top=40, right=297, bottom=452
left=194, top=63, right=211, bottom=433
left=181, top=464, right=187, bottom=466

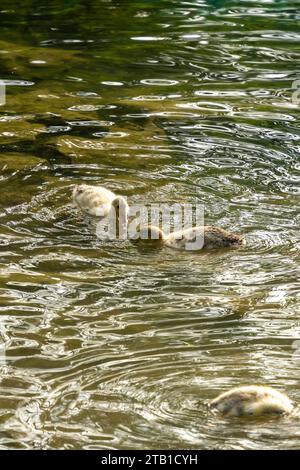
left=136, top=225, right=245, bottom=251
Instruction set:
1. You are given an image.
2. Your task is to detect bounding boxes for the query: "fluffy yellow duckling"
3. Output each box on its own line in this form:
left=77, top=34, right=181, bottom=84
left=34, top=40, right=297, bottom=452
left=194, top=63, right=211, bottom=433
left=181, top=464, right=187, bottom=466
left=209, top=386, right=293, bottom=417
left=137, top=225, right=245, bottom=250
left=72, top=184, right=129, bottom=219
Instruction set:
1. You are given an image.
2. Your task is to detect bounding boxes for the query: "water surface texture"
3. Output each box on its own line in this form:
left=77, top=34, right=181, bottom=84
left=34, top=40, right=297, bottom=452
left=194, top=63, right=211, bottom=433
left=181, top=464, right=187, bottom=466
left=0, top=0, right=299, bottom=449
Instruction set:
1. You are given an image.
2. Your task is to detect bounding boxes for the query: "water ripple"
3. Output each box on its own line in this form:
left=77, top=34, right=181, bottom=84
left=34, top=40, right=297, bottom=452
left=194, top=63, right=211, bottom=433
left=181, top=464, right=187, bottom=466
left=0, top=0, right=299, bottom=451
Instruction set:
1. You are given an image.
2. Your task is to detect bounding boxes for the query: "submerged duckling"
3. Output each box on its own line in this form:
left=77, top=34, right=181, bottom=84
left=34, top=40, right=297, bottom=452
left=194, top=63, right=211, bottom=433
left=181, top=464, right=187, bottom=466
left=209, top=386, right=293, bottom=417
left=72, top=184, right=128, bottom=218
left=137, top=225, right=245, bottom=251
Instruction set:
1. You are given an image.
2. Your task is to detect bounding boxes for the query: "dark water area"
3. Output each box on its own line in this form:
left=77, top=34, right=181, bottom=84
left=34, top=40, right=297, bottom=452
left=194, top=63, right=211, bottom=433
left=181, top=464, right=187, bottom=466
left=0, top=0, right=299, bottom=449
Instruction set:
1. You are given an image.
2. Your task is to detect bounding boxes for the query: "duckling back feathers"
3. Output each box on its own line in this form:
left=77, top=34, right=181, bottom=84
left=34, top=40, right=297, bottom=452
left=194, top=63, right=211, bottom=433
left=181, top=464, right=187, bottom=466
left=73, top=184, right=127, bottom=218
left=164, top=226, right=245, bottom=250
left=209, top=385, right=293, bottom=417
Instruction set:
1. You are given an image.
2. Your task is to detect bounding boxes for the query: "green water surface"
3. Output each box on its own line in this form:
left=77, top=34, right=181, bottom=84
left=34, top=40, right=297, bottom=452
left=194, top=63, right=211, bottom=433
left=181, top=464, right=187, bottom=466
left=0, top=0, right=299, bottom=450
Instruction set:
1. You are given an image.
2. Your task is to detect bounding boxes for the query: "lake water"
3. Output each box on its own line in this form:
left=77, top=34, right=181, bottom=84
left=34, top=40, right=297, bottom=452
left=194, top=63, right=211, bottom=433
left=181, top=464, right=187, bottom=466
left=0, top=0, right=299, bottom=450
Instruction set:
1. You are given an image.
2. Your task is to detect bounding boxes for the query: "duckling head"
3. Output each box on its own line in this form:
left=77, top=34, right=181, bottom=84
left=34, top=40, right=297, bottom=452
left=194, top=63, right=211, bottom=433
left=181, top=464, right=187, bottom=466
left=111, top=195, right=128, bottom=207
left=72, top=184, right=87, bottom=202
left=111, top=196, right=129, bottom=223
left=107, top=196, right=129, bottom=240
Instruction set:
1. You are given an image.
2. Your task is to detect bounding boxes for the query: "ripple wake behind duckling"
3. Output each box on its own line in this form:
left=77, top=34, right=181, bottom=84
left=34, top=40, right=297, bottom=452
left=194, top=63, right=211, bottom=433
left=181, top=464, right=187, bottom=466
left=136, top=225, right=245, bottom=251
left=209, top=386, right=293, bottom=418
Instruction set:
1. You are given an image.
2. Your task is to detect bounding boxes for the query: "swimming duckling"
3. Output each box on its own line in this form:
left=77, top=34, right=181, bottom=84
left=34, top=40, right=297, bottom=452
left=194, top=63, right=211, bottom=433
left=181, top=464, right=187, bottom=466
left=209, top=385, right=293, bottom=417
left=136, top=225, right=245, bottom=251
left=72, top=184, right=129, bottom=219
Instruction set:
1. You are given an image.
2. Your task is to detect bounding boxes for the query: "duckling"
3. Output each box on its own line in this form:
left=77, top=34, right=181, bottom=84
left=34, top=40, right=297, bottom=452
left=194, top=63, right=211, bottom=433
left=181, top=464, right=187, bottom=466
left=209, top=385, right=293, bottom=417
left=136, top=225, right=245, bottom=250
left=72, top=184, right=129, bottom=219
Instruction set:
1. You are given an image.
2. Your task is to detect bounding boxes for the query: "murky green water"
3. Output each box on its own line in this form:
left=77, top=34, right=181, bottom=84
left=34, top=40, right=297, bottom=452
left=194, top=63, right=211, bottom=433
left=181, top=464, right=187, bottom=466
left=0, top=0, right=299, bottom=450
